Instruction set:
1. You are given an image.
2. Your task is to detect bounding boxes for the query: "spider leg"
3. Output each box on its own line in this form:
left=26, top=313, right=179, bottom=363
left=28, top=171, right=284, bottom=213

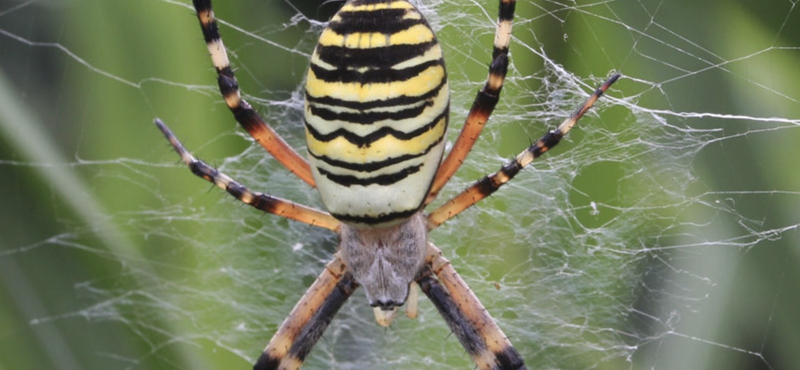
left=254, top=254, right=358, bottom=370
left=192, top=0, right=316, bottom=187
left=427, top=73, right=620, bottom=229
left=418, top=243, right=527, bottom=370
left=424, top=0, right=516, bottom=206
left=155, top=119, right=340, bottom=231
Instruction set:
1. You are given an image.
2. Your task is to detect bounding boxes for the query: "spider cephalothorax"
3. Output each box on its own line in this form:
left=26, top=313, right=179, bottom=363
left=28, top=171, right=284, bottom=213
left=339, top=212, right=428, bottom=309
left=155, top=0, right=619, bottom=369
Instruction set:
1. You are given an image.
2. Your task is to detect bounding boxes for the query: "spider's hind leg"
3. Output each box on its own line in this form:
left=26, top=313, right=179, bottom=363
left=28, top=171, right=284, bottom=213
left=426, top=73, right=620, bottom=229
left=425, top=0, right=518, bottom=205
left=191, top=0, right=316, bottom=186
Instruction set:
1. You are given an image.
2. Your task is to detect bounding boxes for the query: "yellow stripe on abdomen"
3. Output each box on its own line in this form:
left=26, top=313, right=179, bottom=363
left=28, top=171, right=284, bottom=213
left=307, top=115, right=446, bottom=166
left=306, top=64, right=444, bottom=103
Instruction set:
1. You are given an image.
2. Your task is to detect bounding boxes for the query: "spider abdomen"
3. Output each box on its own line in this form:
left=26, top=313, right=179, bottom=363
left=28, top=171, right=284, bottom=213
left=305, top=0, right=449, bottom=227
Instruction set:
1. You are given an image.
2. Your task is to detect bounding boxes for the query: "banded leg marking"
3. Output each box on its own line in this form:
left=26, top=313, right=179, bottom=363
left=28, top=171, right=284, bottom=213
left=425, top=0, right=517, bottom=205
left=419, top=243, right=527, bottom=370
left=427, top=73, right=620, bottom=229
left=155, top=119, right=340, bottom=231
left=254, top=254, right=357, bottom=370
left=192, top=0, right=315, bottom=187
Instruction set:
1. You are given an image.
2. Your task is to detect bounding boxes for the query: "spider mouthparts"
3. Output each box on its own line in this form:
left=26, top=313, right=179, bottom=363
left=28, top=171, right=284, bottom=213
left=371, top=299, right=402, bottom=310
left=373, top=307, right=399, bottom=327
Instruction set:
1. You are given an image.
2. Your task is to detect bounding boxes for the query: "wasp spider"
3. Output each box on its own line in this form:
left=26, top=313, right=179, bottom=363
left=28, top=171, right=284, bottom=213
left=155, top=0, right=619, bottom=368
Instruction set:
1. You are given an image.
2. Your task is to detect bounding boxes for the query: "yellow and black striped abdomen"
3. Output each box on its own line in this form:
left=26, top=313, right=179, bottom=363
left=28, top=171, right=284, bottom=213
left=305, top=0, right=449, bottom=227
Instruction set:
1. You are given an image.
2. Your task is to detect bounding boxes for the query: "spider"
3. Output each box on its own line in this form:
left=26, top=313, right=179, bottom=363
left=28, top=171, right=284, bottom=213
left=155, top=0, right=619, bottom=369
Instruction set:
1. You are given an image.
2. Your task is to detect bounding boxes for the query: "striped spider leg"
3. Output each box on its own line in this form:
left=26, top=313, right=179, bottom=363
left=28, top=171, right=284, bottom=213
left=192, top=0, right=315, bottom=186
left=419, top=242, right=524, bottom=370
left=427, top=73, right=621, bottom=228
left=154, top=119, right=340, bottom=231
left=424, top=0, right=515, bottom=206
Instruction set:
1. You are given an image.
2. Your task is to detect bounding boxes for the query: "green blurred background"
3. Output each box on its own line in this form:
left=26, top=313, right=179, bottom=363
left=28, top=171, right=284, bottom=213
left=1, top=0, right=799, bottom=369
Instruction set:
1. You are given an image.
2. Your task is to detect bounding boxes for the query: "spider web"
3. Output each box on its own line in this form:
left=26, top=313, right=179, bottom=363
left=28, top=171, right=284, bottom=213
left=1, top=0, right=799, bottom=369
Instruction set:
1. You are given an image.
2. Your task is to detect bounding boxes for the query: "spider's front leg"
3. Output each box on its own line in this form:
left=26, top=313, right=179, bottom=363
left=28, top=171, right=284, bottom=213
left=254, top=254, right=358, bottom=370
left=418, top=243, right=527, bottom=370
